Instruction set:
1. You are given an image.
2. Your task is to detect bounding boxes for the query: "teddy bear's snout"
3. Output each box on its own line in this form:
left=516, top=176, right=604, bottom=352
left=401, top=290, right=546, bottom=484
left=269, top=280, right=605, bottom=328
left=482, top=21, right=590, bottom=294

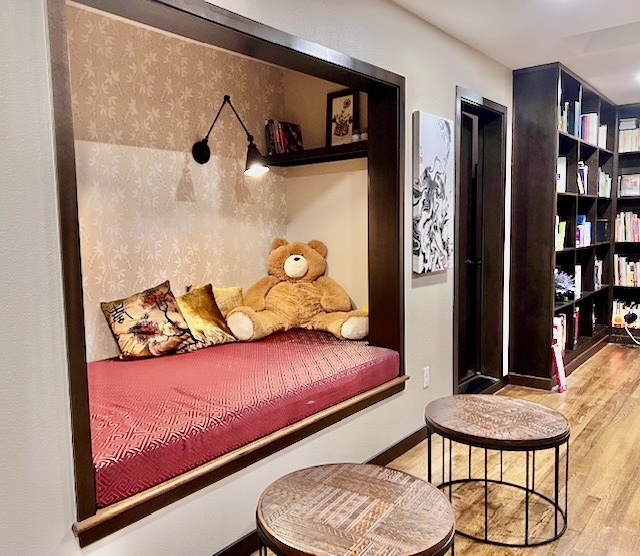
left=284, top=254, right=308, bottom=279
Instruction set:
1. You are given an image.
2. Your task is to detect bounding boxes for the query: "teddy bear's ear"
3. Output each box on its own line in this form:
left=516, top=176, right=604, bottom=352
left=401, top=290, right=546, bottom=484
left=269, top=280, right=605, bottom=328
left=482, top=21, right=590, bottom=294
left=271, top=237, right=288, bottom=251
left=307, top=239, right=328, bottom=258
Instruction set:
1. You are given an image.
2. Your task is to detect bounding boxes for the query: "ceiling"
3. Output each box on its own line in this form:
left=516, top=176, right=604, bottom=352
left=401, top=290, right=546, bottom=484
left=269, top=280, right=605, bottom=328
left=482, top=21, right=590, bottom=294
left=391, top=0, right=640, bottom=105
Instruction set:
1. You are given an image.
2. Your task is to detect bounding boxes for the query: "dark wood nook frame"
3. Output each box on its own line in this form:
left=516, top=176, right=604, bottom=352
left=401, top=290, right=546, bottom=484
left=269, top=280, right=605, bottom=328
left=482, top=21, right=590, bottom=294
left=47, top=0, right=405, bottom=546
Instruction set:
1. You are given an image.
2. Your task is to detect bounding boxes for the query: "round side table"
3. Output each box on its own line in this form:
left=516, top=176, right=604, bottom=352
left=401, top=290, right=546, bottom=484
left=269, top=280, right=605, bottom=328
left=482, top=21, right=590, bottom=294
left=256, top=463, right=455, bottom=555
left=424, top=394, right=570, bottom=548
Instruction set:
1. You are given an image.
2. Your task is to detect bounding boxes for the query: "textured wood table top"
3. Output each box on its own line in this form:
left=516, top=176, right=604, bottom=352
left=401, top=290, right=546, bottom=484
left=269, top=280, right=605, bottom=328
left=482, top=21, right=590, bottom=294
left=256, top=463, right=455, bottom=556
left=424, top=395, right=570, bottom=449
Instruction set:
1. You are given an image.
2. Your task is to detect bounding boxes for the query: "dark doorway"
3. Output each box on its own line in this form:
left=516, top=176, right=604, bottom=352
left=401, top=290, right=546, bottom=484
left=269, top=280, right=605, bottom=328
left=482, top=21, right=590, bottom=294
left=454, top=87, right=507, bottom=394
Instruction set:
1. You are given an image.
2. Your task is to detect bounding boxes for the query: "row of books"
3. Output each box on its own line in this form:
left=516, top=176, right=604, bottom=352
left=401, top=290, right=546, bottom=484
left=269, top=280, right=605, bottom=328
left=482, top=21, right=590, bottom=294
left=615, top=211, right=640, bottom=242
left=597, top=168, right=612, bottom=197
left=264, top=119, right=304, bottom=155
left=580, top=113, right=599, bottom=145
left=553, top=309, right=581, bottom=349
left=559, top=99, right=582, bottom=137
left=619, top=118, right=640, bottom=153
left=619, top=174, right=640, bottom=197
left=612, top=300, right=640, bottom=329
left=576, top=215, right=591, bottom=247
left=614, top=254, right=640, bottom=286
left=556, top=158, right=611, bottom=197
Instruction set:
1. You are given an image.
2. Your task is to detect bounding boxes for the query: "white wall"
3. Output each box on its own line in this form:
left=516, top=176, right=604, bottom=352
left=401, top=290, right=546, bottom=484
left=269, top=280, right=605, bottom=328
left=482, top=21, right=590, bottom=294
left=0, top=0, right=511, bottom=554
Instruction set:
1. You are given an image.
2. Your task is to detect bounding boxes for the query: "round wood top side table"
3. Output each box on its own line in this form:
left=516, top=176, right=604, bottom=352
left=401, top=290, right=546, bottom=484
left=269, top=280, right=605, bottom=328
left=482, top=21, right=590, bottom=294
left=256, top=463, right=455, bottom=556
left=424, top=394, right=570, bottom=548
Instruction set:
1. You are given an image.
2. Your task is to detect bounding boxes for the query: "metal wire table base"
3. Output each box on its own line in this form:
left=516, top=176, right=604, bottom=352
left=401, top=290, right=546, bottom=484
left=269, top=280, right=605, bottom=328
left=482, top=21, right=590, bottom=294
left=428, top=433, right=569, bottom=548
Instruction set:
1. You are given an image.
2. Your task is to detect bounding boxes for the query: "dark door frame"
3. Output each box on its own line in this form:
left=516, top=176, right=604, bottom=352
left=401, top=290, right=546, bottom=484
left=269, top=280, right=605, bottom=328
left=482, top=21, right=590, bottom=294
left=454, top=86, right=507, bottom=392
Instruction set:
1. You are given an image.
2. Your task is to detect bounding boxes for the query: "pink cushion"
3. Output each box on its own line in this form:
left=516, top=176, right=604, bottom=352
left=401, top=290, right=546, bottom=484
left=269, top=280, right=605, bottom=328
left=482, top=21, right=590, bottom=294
left=89, top=330, right=399, bottom=507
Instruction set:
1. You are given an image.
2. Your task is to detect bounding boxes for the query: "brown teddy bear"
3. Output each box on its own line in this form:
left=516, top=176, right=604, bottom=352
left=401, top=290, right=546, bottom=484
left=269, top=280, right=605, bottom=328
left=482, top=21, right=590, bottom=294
left=227, top=238, right=368, bottom=341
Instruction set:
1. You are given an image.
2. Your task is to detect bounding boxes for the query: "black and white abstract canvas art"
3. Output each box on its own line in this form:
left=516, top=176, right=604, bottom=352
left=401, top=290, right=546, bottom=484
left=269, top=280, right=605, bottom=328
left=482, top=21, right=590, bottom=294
left=412, top=110, right=454, bottom=274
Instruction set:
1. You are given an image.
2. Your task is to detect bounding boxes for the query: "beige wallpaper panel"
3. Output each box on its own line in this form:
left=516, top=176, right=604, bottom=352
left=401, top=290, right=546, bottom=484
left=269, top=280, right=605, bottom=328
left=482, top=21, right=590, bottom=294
left=67, top=4, right=287, bottom=361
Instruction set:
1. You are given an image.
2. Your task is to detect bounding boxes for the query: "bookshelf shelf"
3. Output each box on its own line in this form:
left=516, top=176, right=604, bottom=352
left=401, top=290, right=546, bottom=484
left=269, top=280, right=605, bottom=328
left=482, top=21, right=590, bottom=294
left=619, top=151, right=640, bottom=158
left=262, top=141, right=367, bottom=167
left=510, top=63, right=615, bottom=387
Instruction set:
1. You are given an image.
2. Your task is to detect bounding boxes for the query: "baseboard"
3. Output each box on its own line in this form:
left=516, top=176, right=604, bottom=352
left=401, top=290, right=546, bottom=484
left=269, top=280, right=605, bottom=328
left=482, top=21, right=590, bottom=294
left=212, top=427, right=428, bottom=556
left=213, top=531, right=258, bottom=556
left=367, top=426, right=427, bottom=466
left=506, top=372, right=553, bottom=390
left=565, top=334, right=609, bottom=375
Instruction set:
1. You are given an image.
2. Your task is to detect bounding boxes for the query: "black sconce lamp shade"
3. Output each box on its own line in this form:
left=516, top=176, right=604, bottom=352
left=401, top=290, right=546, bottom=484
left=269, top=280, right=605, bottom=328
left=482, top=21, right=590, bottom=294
left=192, top=138, right=211, bottom=164
left=192, top=95, right=269, bottom=177
left=245, top=141, right=269, bottom=177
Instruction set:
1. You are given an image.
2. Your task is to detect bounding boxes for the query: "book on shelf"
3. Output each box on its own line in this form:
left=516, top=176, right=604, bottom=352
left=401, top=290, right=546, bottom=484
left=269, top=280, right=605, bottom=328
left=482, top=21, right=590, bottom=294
left=598, top=124, right=608, bottom=149
left=555, top=216, right=567, bottom=250
left=597, top=167, right=612, bottom=197
left=577, top=161, right=587, bottom=194
left=553, top=313, right=567, bottom=353
left=594, top=258, right=603, bottom=289
left=556, top=156, right=567, bottom=192
left=551, top=343, right=567, bottom=393
left=619, top=174, right=640, bottom=197
left=596, top=219, right=608, bottom=243
left=619, top=118, right=640, bottom=153
left=264, top=120, right=304, bottom=155
left=573, top=306, right=580, bottom=345
left=615, top=211, right=640, bottom=242
left=576, top=214, right=591, bottom=247
left=612, top=299, right=640, bottom=329
left=614, top=254, right=640, bottom=286
left=620, top=118, right=640, bottom=131
left=575, top=264, right=582, bottom=298
left=580, top=112, right=598, bottom=144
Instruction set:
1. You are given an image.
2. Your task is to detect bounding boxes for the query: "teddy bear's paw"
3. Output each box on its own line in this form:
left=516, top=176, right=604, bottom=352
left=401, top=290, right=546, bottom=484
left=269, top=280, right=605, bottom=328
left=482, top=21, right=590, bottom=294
left=341, top=315, right=368, bottom=340
left=227, top=312, right=255, bottom=341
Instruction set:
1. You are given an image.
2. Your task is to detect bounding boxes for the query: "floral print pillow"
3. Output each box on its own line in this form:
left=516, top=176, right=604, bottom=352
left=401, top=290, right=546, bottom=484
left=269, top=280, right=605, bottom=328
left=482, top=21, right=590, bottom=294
left=101, top=280, right=194, bottom=359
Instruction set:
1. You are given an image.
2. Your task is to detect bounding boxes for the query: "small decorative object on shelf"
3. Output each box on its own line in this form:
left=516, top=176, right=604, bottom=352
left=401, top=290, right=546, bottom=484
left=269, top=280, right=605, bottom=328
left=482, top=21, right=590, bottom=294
left=555, top=268, right=575, bottom=302
left=326, top=88, right=359, bottom=147
left=351, top=128, right=361, bottom=142
left=361, top=128, right=368, bottom=140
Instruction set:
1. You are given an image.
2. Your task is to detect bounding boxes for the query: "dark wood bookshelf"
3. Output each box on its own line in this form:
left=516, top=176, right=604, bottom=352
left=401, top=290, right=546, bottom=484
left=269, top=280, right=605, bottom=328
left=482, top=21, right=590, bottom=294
left=262, top=141, right=367, bottom=167
left=510, top=63, right=615, bottom=387
left=615, top=104, right=640, bottom=320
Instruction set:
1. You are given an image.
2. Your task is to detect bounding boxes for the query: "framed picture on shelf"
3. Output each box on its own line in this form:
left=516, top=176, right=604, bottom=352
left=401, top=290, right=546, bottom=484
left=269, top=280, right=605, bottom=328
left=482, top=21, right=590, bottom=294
left=326, top=89, right=359, bottom=147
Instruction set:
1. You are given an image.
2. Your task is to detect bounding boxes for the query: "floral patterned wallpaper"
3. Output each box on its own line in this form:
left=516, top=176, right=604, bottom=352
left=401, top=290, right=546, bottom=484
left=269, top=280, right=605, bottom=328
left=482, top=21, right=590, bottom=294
left=67, top=4, right=287, bottom=361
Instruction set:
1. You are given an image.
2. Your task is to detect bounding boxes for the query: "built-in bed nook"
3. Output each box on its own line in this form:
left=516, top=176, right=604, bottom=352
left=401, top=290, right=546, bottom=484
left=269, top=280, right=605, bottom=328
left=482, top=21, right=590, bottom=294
left=50, top=0, right=404, bottom=546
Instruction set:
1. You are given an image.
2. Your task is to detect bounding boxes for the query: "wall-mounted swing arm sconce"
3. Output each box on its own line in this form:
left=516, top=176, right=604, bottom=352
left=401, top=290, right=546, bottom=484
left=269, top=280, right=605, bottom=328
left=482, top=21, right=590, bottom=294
left=192, top=94, right=269, bottom=177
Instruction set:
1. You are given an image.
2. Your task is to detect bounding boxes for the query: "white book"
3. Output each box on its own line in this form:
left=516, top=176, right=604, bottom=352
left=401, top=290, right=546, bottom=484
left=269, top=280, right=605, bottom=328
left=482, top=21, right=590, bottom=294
left=598, top=125, right=607, bottom=149
left=556, top=157, right=567, bottom=192
left=575, top=265, right=582, bottom=298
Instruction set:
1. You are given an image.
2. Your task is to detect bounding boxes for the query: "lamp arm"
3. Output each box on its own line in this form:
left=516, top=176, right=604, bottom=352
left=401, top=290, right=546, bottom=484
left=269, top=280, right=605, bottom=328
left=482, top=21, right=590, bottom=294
left=204, top=95, right=254, bottom=143
left=226, top=97, right=253, bottom=142
left=204, top=95, right=230, bottom=140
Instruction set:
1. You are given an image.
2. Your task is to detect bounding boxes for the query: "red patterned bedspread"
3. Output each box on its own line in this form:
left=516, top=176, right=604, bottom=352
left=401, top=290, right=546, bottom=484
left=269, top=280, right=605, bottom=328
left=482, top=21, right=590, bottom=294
left=88, top=330, right=399, bottom=507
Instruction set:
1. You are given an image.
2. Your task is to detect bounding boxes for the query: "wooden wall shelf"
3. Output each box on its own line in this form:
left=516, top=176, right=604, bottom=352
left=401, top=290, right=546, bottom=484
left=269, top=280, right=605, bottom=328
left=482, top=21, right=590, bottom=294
left=262, top=141, right=367, bottom=168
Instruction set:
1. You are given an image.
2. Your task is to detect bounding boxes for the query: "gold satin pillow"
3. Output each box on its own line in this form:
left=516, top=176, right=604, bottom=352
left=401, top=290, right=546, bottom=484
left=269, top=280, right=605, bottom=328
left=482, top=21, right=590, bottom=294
left=177, top=284, right=235, bottom=351
left=212, top=286, right=244, bottom=318
left=101, top=280, right=194, bottom=359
